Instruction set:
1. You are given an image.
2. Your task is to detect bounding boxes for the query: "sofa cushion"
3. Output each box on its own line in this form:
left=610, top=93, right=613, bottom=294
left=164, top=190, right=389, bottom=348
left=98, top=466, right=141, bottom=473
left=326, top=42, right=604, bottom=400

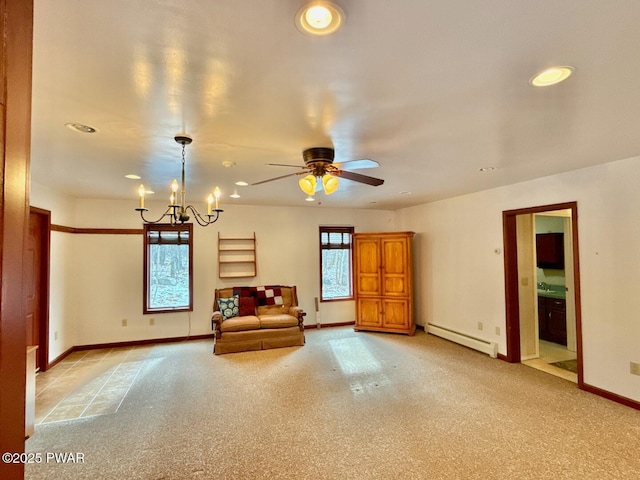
left=221, top=315, right=260, bottom=332
left=218, top=295, right=239, bottom=320
left=258, top=314, right=298, bottom=329
left=238, top=296, right=257, bottom=317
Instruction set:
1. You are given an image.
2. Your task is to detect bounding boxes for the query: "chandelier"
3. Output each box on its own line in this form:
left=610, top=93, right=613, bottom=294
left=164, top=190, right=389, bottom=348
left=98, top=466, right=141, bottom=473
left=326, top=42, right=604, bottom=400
left=135, top=135, right=223, bottom=226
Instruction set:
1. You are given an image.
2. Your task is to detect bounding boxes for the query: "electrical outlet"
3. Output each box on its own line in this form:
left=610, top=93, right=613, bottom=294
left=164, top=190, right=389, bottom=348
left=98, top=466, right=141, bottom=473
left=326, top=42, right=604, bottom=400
left=630, top=362, right=640, bottom=376
left=122, top=319, right=127, bottom=327
left=495, top=326, right=500, bottom=336
left=149, top=318, right=155, bottom=326
left=521, top=277, right=529, bottom=286
left=477, top=322, right=483, bottom=331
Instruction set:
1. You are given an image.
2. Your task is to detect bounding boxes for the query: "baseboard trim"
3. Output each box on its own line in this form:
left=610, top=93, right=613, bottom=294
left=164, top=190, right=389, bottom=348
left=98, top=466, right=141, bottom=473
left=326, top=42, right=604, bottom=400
left=304, top=321, right=355, bottom=330
left=45, top=335, right=212, bottom=368
left=580, top=382, right=640, bottom=411
left=47, top=345, right=75, bottom=370
left=74, top=334, right=212, bottom=351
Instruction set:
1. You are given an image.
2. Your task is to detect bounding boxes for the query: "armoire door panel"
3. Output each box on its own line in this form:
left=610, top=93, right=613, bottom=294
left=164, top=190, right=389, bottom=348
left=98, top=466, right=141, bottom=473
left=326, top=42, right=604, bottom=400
left=382, top=238, right=408, bottom=275
left=357, top=298, right=382, bottom=328
left=355, top=238, right=380, bottom=274
left=358, top=275, right=380, bottom=295
left=382, top=299, right=409, bottom=329
left=383, top=276, right=408, bottom=296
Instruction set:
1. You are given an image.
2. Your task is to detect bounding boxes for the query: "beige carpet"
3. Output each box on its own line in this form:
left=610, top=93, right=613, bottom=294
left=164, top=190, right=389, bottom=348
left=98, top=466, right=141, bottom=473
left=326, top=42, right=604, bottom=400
left=25, top=327, right=640, bottom=479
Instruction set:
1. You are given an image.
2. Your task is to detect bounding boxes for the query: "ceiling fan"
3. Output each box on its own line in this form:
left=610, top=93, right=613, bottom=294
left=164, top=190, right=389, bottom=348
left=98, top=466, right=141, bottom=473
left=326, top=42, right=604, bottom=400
left=252, top=147, right=384, bottom=195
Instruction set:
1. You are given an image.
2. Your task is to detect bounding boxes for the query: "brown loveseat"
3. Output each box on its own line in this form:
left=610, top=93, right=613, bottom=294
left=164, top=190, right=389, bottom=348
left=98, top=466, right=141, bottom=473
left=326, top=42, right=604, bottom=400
left=211, top=285, right=306, bottom=354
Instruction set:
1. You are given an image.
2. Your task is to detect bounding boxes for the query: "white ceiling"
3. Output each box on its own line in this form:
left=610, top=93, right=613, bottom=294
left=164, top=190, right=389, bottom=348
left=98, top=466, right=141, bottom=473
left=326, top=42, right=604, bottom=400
left=30, top=0, right=640, bottom=210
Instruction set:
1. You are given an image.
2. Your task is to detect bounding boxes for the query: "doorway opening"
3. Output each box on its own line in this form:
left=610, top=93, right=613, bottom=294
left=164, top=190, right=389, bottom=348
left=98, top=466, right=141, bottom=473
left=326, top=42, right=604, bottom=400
left=502, top=202, right=583, bottom=386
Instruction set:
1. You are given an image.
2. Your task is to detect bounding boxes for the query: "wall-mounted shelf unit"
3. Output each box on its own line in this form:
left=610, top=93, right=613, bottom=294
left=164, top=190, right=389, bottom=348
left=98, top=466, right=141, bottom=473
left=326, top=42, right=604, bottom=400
left=218, top=232, right=257, bottom=278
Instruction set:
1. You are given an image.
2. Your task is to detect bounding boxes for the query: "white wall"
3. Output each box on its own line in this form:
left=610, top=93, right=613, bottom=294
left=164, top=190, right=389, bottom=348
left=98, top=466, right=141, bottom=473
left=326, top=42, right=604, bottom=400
left=397, top=156, right=640, bottom=403
left=30, top=184, right=397, bottom=359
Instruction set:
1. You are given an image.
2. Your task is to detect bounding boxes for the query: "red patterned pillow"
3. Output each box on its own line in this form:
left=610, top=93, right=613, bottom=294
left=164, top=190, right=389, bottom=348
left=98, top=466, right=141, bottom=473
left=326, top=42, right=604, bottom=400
left=238, top=295, right=256, bottom=316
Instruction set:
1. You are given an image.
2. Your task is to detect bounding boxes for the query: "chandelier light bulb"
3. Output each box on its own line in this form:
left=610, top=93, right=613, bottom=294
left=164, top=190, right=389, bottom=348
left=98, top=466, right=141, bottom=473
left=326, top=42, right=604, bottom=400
left=207, top=193, right=214, bottom=215
left=138, top=184, right=145, bottom=209
left=213, top=187, right=221, bottom=210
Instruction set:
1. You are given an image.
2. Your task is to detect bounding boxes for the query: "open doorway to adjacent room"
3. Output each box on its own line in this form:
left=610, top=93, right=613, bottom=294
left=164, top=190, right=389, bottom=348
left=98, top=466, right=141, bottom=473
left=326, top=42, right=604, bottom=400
left=502, top=202, right=583, bottom=386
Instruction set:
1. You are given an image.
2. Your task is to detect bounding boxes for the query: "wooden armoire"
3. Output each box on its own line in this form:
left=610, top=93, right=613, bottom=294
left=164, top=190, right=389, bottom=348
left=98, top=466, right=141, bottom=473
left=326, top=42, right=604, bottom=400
left=353, top=231, right=415, bottom=335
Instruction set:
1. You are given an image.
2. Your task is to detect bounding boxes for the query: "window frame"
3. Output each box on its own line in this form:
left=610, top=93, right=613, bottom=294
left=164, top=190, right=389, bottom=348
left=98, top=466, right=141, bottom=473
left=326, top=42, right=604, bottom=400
left=143, top=223, right=194, bottom=314
left=319, top=226, right=354, bottom=302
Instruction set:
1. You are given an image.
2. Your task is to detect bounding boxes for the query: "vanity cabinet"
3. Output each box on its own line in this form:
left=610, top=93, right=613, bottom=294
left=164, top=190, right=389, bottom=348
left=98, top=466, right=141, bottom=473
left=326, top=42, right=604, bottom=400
left=353, top=231, right=415, bottom=335
left=538, top=296, right=567, bottom=345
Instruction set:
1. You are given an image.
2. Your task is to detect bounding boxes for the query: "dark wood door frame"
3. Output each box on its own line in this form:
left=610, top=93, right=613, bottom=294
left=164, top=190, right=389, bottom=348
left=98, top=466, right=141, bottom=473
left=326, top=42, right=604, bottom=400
left=29, top=206, right=51, bottom=371
left=502, top=201, right=584, bottom=386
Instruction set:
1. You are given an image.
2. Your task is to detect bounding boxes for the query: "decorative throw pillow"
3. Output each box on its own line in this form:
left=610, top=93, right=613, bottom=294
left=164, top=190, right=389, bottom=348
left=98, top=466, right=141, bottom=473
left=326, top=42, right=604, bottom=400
left=218, top=295, right=239, bottom=320
left=238, top=295, right=256, bottom=317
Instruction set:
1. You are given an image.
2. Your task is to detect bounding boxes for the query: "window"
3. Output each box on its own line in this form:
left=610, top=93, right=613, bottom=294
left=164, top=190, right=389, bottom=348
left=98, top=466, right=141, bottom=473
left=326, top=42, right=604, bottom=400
left=319, top=226, right=354, bottom=301
left=143, top=224, right=193, bottom=314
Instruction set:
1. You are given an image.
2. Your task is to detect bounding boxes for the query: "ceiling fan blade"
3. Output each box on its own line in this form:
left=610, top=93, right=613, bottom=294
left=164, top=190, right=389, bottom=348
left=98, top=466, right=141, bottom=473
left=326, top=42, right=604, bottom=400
left=251, top=172, right=305, bottom=186
left=334, top=169, right=384, bottom=186
left=266, top=163, right=307, bottom=168
left=334, top=158, right=380, bottom=170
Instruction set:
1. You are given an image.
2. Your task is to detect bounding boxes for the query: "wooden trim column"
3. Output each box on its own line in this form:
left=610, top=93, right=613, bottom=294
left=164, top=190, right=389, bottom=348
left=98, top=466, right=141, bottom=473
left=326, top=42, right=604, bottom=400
left=0, top=1, right=34, bottom=479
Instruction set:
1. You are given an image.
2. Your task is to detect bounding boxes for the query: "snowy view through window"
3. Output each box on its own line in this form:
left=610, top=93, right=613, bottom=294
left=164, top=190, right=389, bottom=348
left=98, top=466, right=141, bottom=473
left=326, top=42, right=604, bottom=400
left=149, top=243, right=190, bottom=309
left=320, top=227, right=353, bottom=300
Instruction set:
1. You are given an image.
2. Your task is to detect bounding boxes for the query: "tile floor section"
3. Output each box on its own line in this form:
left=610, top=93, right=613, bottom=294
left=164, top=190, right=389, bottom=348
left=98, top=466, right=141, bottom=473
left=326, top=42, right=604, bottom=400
left=35, top=346, right=152, bottom=425
left=522, top=339, right=578, bottom=383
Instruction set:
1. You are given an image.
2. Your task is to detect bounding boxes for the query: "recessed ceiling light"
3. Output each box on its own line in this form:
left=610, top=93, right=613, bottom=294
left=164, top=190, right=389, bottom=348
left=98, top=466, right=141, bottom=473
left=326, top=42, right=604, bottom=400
left=125, top=174, right=141, bottom=180
left=144, top=189, right=154, bottom=195
left=399, top=191, right=412, bottom=195
left=305, top=196, right=315, bottom=202
left=529, top=66, right=574, bottom=87
left=235, top=181, right=249, bottom=186
left=230, top=190, right=240, bottom=199
left=65, top=122, right=97, bottom=134
left=479, top=167, right=496, bottom=172
left=222, top=160, right=235, bottom=168
left=296, top=2, right=345, bottom=36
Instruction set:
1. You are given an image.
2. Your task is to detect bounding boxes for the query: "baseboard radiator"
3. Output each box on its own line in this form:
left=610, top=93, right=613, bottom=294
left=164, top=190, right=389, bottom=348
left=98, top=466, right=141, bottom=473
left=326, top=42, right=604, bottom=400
left=427, top=324, right=498, bottom=358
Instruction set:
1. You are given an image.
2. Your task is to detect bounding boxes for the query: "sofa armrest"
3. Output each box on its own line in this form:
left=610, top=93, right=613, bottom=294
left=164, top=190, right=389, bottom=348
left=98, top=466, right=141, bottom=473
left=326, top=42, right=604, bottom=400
left=211, top=311, right=223, bottom=339
left=289, top=306, right=306, bottom=331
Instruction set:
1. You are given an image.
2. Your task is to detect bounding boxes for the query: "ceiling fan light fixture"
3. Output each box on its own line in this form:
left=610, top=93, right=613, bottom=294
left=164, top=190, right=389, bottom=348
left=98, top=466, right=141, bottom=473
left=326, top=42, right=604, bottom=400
left=299, top=174, right=317, bottom=196
left=296, top=2, right=345, bottom=36
left=322, top=174, right=339, bottom=194
left=530, top=66, right=574, bottom=87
